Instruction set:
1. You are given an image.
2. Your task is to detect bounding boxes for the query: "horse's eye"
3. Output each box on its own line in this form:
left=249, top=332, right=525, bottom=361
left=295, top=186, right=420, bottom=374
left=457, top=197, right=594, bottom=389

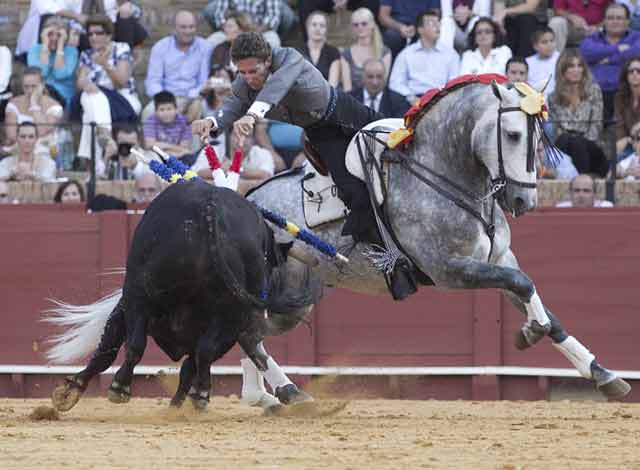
left=506, top=131, right=521, bottom=141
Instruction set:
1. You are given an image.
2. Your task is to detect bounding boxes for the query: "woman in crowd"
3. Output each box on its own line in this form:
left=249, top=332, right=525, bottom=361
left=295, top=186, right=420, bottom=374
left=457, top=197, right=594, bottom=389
left=0, top=122, right=56, bottom=182
left=210, top=11, right=255, bottom=73
left=53, top=179, right=85, bottom=203
left=460, top=17, right=512, bottom=75
left=614, top=56, right=640, bottom=159
left=340, top=7, right=391, bottom=93
left=440, top=0, right=491, bottom=54
left=3, top=67, right=63, bottom=146
left=72, top=15, right=140, bottom=173
left=27, top=16, right=79, bottom=108
left=548, top=49, right=608, bottom=177
left=300, top=11, right=340, bottom=86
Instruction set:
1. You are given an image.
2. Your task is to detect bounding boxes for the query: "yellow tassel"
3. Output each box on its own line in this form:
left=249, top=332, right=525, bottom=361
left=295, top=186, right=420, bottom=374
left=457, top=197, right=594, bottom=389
left=184, top=170, right=198, bottom=180
left=169, top=174, right=182, bottom=184
left=286, top=222, right=300, bottom=236
left=387, top=128, right=413, bottom=148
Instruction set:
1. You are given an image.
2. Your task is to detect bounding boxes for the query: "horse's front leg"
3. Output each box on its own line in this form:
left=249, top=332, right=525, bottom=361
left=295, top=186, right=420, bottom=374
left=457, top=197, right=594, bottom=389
left=496, top=250, right=631, bottom=400
left=444, top=255, right=551, bottom=346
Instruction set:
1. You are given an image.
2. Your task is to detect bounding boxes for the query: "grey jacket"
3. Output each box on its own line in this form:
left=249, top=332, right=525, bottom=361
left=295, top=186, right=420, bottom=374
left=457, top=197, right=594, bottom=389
left=213, top=47, right=332, bottom=130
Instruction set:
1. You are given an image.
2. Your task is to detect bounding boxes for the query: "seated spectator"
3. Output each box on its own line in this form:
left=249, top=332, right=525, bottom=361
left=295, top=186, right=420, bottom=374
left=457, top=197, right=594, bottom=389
left=299, top=0, right=381, bottom=40
left=389, top=10, right=460, bottom=105
left=210, top=11, right=255, bottom=74
left=299, top=11, right=341, bottom=87
left=340, top=8, right=392, bottom=92
left=132, top=171, right=161, bottom=203
left=0, top=122, right=56, bottom=182
left=549, top=0, right=609, bottom=53
left=580, top=3, right=640, bottom=122
left=555, top=173, right=614, bottom=206
left=460, top=17, right=512, bottom=75
left=0, top=45, right=13, bottom=123
left=78, top=0, right=149, bottom=53
left=505, top=56, right=529, bottom=82
left=200, top=66, right=234, bottom=165
left=72, top=15, right=140, bottom=172
left=27, top=16, right=79, bottom=107
left=618, top=0, right=640, bottom=31
left=143, top=91, right=193, bottom=158
left=526, top=27, right=560, bottom=96
left=103, top=123, right=149, bottom=180
left=254, top=120, right=305, bottom=172
left=494, top=0, right=548, bottom=58
left=548, top=49, right=609, bottom=177
left=535, top=139, right=578, bottom=179
left=4, top=67, right=63, bottom=146
left=614, top=56, right=640, bottom=157
left=144, top=11, right=212, bottom=123
left=203, top=0, right=284, bottom=49
left=441, top=0, right=492, bottom=54
left=615, top=121, right=640, bottom=177
left=350, top=58, right=410, bottom=117
left=53, top=179, right=85, bottom=203
left=379, top=0, right=439, bottom=58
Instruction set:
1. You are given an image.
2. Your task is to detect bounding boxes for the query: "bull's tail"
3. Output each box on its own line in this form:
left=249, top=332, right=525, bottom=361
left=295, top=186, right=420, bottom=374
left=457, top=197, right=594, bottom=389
left=43, top=289, right=123, bottom=364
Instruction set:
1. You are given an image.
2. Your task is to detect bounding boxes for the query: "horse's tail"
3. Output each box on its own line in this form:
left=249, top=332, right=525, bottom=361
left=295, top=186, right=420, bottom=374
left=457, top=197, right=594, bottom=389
left=266, top=262, right=322, bottom=316
left=43, top=289, right=123, bottom=364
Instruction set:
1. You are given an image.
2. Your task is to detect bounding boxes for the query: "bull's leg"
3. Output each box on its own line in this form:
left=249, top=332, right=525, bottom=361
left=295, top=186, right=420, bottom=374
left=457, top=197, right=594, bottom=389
left=52, top=307, right=126, bottom=412
left=170, top=355, right=196, bottom=408
left=109, top=311, right=148, bottom=404
left=497, top=250, right=630, bottom=399
left=189, top=313, right=243, bottom=411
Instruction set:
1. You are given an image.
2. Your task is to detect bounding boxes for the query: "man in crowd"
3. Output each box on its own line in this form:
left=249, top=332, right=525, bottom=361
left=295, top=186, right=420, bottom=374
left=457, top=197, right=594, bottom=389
left=505, top=56, right=529, bottom=83
left=379, top=0, right=439, bottom=58
left=556, top=174, right=614, bottom=207
left=144, top=11, right=212, bottom=123
left=350, top=58, right=409, bottom=118
left=389, top=10, right=460, bottom=106
left=549, top=0, right=611, bottom=52
left=133, top=172, right=162, bottom=203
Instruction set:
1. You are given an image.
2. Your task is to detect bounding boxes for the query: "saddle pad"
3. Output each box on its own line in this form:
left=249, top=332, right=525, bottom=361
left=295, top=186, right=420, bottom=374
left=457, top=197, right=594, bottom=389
left=345, top=118, right=404, bottom=206
left=302, top=162, right=349, bottom=229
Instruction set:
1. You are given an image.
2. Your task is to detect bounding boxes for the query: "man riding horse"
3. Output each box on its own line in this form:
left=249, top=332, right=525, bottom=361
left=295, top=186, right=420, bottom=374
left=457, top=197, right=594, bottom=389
left=191, top=31, right=415, bottom=298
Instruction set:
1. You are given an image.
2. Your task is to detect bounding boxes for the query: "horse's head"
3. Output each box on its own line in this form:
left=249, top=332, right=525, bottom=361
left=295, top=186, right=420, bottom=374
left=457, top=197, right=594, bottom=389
left=473, top=81, right=540, bottom=217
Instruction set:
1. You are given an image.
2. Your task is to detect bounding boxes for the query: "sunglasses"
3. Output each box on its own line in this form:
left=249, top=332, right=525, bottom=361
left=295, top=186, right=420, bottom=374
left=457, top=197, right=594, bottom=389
left=352, top=21, right=369, bottom=28
left=88, top=30, right=106, bottom=37
left=628, top=67, right=640, bottom=75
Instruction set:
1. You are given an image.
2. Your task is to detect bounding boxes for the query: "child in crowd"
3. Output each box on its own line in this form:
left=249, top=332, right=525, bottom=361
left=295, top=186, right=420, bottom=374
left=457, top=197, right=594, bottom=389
left=143, top=91, right=193, bottom=158
left=505, top=57, right=529, bottom=83
left=526, top=27, right=559, bottom=97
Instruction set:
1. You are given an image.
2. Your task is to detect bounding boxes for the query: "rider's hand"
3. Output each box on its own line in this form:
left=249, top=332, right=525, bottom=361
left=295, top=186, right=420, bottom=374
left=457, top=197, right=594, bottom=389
left=192, top=118, right=216, bottom=143
left=233, top=115, right=256, bottom=142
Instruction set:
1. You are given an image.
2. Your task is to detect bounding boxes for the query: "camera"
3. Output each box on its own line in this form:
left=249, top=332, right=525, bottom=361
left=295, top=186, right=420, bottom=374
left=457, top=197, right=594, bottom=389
left=117, top=142, right=133, bottom=158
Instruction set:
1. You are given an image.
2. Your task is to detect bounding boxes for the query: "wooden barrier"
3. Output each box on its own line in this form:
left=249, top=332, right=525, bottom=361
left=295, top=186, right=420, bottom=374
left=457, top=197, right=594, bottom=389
left=0, top=205, right=639, bottom=401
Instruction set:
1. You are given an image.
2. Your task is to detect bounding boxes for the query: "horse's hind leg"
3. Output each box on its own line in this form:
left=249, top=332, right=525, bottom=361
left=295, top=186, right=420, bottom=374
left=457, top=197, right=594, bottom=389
left=169, top=355, right=196, bottom=408
left=498, top=250, right=631, bottom=400
left=109, top=309, right=148, bottom=404
left=52, top=306, right=126, bottom=411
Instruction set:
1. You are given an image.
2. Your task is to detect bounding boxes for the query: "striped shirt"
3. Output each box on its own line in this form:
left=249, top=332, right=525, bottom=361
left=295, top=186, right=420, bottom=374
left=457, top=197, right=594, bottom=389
left=209, top=0, right=281, bottom=30
left=143, top=113, right=192, bottom=146
left=79, top=41, right=136, bottom=95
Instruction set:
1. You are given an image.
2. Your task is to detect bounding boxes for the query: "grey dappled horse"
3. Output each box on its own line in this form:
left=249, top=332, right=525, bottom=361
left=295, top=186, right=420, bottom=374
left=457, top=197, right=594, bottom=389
left=247, top=80, right=630, bottom=400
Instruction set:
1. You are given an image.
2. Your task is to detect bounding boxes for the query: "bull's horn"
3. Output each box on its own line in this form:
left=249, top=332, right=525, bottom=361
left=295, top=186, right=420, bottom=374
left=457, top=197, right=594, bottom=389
left=288, top=245, right=319, bottom=267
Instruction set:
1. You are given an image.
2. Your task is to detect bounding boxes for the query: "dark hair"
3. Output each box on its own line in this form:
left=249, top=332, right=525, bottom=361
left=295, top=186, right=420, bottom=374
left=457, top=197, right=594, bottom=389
left=23, top=66, right=43, bottom=78
left=54, top=180, right=86, bottom=203
left=153, top=91, right=177, bottom=108
left=113, top=122, right=141, bottom=141
left=605, top=2, right=630, bottom=19
left=467, top=17, right=503, bottom=50
left=231, top=32, right=271, bottom=62
left=506, top=56, right=529, bottom=73
left=18, top=121, right=38, bottom=134
left=415, top=9, right=440, bottom=29
left=615, top=55, right=640, bottom=115
left=530, top=26, right=554, bottom=46
left=86, top=15, right=114, bottom=36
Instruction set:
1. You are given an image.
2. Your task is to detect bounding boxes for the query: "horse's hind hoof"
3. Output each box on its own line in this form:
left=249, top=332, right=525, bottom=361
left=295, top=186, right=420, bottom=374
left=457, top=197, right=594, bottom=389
left=515, top=320, right=551, bottom=350
left=52, top=380, right=83, bottom=412
left=598, top=377, right=631, bottom=400
left=275, top=384, right=314, bottom=405
left=169, top=393, right=187, bottom=408
left=107, top=382, right=131, bottom=404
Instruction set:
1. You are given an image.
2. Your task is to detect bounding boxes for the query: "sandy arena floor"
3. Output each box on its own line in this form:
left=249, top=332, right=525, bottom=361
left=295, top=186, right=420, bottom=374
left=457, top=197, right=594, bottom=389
left=1, top=396, right=639, bottom=470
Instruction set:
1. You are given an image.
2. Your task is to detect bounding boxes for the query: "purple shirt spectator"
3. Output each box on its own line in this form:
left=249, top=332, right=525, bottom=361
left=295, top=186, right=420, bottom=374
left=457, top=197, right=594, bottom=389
left=143, top=113, right=192, bottom=146
left=580, top=30, right=640, bottom=92
left=144, top=35, right=212, bottom=99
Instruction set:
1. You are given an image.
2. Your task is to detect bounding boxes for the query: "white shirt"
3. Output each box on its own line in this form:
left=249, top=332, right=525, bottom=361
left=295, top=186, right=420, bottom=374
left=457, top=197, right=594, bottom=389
left=0, top=154, right=56, bottom=182
left=460, top=45, right=512, bottom=76
left=555, top=200, right=614, bottom=207
left=0, top=46, right=12, bottom=95
left=389, top=41, right=460, bottom=97
left=16, top=0, right=82, bottom=56
left=526, top=50, right=559, bottom=98
left=363, top=89, right=383, bottom=113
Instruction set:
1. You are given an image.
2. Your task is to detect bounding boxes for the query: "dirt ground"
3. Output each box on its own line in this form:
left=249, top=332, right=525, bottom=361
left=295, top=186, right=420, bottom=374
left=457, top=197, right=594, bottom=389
left=1, top=396, right=639, bottom=470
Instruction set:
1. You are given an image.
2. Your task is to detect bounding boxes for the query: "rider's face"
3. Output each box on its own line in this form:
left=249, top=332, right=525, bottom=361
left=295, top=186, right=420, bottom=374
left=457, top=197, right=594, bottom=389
left=236, top=57, right=271, bottom=91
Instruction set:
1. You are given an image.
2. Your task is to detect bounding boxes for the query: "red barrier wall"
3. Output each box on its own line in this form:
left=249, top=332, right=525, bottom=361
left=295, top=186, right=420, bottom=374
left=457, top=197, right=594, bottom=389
left=1, top=205, right=639, bottom=401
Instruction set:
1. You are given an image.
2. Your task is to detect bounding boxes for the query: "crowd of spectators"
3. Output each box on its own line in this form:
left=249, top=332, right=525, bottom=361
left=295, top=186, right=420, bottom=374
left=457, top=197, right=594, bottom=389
left=1, top=0, right=640, bottom=209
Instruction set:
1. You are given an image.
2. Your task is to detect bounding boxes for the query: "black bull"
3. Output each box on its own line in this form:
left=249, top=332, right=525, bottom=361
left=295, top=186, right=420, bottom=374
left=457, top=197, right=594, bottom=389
left=51, top=180, right=321, bottom=411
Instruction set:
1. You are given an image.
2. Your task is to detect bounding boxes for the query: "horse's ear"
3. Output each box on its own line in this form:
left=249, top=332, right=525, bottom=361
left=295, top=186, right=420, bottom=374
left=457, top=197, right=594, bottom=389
left=491, top=80, right=504, bottom=102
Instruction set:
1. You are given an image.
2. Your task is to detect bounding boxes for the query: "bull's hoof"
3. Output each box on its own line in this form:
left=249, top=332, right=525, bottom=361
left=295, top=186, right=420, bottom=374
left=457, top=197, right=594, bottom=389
left=52, top=379, right=83, bottom=412
left=275, top=384, right=314, bottom=405
left=107, top=382, right=131, bottom=404
left=515, top=320, right=551, bottom=350
left=598, top=377, right=631, bottom=400
left=169, top=392, right=187, bottom=408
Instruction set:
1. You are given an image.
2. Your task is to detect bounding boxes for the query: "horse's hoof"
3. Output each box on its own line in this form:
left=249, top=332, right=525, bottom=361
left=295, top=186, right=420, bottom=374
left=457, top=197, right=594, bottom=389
left=241, top=391, right=281, bottom=409
left=515, top=320, right=551, bottom=350
left=263, top=403, right=286, bottom=416
left=275, top=384, right=314, bottom=405
left=169, top=393, right=186, bottom=408
left=51, top=381, right=83, bottom=412
left=598, top=377, right=631, bottom=400
left=107, top=382, right=131, bottom=404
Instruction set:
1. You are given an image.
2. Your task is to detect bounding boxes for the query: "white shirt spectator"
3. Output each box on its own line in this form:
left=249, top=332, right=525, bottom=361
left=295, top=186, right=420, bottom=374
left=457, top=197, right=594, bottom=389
left=440, top=0, right=492, bottom=50
left=0, top=46, right=12, bottom=95
left=0, top=154, right=56, bottom=182
left=526, top=50, right=559, bottom=97
left=16, top=0, right=82, bottom=56
left=389, top=41, right=460, bottom=97
left=460, top=45, right=512, bottom=75
left=555, top=199, right=614, bottom=207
